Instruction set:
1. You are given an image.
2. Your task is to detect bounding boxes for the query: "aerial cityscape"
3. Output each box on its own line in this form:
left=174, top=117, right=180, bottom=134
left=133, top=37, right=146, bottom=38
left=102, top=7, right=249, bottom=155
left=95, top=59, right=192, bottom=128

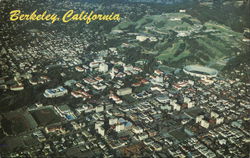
left=0, top=0, right=250, bottom=157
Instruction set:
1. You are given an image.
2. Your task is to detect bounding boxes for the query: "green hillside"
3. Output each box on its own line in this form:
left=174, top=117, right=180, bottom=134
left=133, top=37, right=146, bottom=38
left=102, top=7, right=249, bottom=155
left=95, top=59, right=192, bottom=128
left=113, top=13, right=243, bottom=68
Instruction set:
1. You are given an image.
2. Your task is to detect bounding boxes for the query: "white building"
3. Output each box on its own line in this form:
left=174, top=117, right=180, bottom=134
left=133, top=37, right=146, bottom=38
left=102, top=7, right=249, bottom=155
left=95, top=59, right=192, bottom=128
left=109, top=118, right=118, bottom=125
left=201, top=120, right=209, bottom=129
left=96, top=105, right=104, bottom=113
left=173, top=104, right=181, bottom=111
left=196, top=115, right=204, bottom=123
left=138, top=132, right=148, bottom=141
left=156, top=96, right=169, bottom=103
left=160, top=104, right=172, bottom=111
left=97, top=126, right=105, bottom=137
left=124, top=64, right=133, bottom=71
left=89, top=62, right=100, bottom=68
left=216, top=117, right=224, bottom=125
left=115, top=124, right=125, bottom=132
left=211, top=111, right=219, bottom=118
left=110, top=68, right=116, bottom=79
left=153, top=76, right=164, bottom=84
left=43, top=86, right=68, bottom=98
left=187, top=101, right=195, bottom=108
left=71, top=122, right=81, bottom=130
left=95, top=121, right=104, bottom=130
left=117, top=88, right=132, bottom=96
left=132, top=126, right=143, bottom=134
left=99, top=63, right=109, bottom=73
left=136, top=35, right=148, bottom=42
left=184, top=97, right=191, bottom=103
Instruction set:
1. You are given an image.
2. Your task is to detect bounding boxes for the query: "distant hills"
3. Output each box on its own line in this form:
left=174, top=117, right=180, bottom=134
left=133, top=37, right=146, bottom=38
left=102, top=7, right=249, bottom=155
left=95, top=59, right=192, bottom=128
left=113, top=12, right=243, bottom=68
left=127, top=0, right=188, bottom=4
left=96, top=0, right=193, bottom=4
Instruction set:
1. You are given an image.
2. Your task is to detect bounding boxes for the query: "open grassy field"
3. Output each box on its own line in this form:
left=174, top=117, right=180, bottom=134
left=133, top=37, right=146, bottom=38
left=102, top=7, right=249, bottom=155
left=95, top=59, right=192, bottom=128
left=31, top=107, right=62, bottom=126
left=2, top=110, right=38, bottom=135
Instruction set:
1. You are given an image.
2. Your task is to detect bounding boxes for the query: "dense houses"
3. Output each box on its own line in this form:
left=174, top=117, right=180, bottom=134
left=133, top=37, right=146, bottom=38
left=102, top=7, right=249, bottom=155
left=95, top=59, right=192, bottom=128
left=18, top=59, right=248, bottom=158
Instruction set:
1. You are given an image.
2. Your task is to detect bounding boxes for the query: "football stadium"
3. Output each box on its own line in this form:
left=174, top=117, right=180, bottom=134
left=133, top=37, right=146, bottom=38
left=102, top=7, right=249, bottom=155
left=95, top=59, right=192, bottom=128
left=183, top=65, right=218, bottom=78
